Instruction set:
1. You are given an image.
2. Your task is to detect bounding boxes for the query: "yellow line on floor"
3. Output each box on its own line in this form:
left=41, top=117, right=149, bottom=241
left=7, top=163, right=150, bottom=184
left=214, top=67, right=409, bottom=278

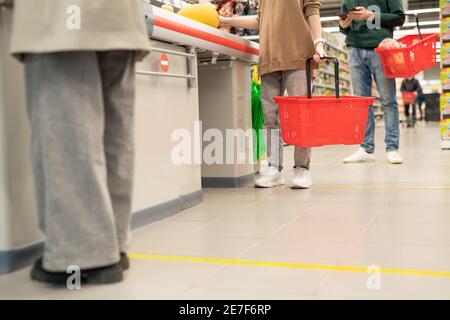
left=315, top=185, right=450, bottom=190
left=129, top=253, right=450, bottom=279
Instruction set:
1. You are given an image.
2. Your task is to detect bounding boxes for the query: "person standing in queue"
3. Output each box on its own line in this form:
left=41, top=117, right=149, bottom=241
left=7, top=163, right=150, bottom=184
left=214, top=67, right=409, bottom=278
left=340, top=1, right=405, bottom=164
left=401, top=77, right=423, bottom=125
left=220, top=0, right=325, bottom=189
left=10, top=0, right=151, bottom=284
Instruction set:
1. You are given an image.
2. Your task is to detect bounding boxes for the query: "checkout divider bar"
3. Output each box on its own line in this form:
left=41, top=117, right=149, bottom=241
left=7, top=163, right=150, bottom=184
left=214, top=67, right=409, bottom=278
left=149, top=46, right=196, bottom=59
left=136, top=70, right=195, bottom=79
left=136, top=45, right=197, bottom=87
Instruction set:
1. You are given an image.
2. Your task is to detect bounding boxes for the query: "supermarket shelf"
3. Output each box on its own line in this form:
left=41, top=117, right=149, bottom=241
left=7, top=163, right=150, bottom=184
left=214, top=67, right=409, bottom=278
left=314, top=83, right=352, bottom=91
left=320, top=56, right=348, bottom=65
left=325, top=42, right=347, bottom=55
left=314, top=84, right=335, bottom=90
left=317, top=69, right=351, bottom=82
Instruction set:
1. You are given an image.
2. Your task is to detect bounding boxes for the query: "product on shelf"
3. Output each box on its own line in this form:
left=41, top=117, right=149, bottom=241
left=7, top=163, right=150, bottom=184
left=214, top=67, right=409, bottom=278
left=161, top=4, right=175, bottom=12
left=441, top=119, right=450, bottom=143
left=443, top=1, right=450, bottom=18
left=158, top=0, right=190, bottom=10
left=441, top=68, right=450, bottom=93
left=440, top=94, right=450, bottom=120
left=441, top=1, right=450, bottom=147
left=442, top=17, right=450, bottom=43
left=441, top=42, right=450, bottom=68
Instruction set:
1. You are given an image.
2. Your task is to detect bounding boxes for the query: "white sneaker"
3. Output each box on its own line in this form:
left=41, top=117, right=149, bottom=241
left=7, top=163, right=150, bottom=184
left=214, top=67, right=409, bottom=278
left=343, top=147, right=375, bottom=163
left=258, top=166, right=271, bottom=176
left=291, top=168, right=313, bottom=189
left=387, top=151, right=403, bottom=164
left=257, top=159, right=270, bottom=175
left=255, top=166, right=285, bottom=188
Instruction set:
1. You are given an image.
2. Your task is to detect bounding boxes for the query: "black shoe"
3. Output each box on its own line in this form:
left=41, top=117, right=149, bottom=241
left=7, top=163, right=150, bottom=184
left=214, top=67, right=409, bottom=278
left=31, top=258, right=124, bottom=285
left=30, top=259, right=70, bottom=285
left=120, top=252, right=130, bottom=271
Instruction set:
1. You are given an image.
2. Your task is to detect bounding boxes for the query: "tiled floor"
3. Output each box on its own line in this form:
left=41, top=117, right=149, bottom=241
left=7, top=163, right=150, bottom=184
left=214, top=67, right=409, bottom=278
left=1, top=122, right=450, bottom=299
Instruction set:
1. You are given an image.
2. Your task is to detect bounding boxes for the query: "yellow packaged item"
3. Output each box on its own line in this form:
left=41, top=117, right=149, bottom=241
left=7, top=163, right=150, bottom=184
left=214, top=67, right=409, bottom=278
left=177, top=4, right=220, bottom=28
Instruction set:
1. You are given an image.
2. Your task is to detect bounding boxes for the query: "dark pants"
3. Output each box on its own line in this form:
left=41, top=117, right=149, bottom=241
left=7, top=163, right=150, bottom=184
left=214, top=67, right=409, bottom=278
left=404, top=103, right=416, bottom=120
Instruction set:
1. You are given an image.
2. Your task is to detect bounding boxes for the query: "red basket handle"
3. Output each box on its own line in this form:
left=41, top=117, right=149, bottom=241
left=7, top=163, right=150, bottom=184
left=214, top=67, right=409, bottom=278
left=306, top=56, right=340, bottom=99
left=404, top=13, right=422, bottom=40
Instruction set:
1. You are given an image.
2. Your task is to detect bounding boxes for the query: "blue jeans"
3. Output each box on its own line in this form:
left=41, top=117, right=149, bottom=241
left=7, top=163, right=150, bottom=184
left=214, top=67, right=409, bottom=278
left=348, top=47, right=400, bottom=153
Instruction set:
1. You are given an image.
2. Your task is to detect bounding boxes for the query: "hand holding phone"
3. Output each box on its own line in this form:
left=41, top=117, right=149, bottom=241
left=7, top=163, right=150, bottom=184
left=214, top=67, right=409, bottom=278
left=338, top=7, right=362, bottom=20
left=345, top=7, right=375, bottom=21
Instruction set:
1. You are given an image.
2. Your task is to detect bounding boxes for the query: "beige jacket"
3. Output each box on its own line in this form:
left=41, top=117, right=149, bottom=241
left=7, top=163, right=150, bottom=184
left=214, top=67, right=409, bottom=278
left=10, top=0, right=151, bottom=60
left=258, top=0, right=321, bottom=76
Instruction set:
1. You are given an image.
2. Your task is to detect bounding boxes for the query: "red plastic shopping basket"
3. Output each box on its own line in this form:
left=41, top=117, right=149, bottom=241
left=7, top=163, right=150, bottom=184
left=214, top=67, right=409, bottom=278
left=402, top=92, right=417, bottom=105
left=274, top=57, right=374, bottom=148
left=375, top=15, right=438, bottom=79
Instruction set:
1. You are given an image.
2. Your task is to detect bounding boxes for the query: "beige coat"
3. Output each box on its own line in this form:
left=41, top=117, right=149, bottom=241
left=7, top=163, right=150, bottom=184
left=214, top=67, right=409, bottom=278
left=10, top=0, right=151, bottom=60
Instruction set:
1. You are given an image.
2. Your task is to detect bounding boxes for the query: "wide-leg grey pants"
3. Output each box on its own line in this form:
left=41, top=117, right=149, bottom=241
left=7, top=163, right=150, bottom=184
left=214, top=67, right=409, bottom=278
left=25, top=51, right=135, bottom=272
left=261, top=70, right=311, bottom=171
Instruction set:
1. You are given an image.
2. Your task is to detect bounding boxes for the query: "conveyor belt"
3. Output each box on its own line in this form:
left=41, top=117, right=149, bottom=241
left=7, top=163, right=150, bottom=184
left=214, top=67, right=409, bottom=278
left=144, top=1, right=259, bottom=64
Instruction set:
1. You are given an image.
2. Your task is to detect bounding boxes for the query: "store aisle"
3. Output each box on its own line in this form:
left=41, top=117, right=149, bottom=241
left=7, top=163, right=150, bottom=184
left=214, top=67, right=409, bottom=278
left=1, top=123, right=450, bottom=299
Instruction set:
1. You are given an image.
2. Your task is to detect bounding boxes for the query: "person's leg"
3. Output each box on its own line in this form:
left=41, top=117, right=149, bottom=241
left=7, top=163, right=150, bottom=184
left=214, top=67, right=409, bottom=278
left=405, top=103, right=410, bottom=118
left=256, top=72, right=285, bottom=187
left=25, top=52, right=120, bottom=272
left=368, top=50, right=400, bottom=153
left=283, top=69, right=311, bottom=169
left=348, top=47, right=375, bottom=153
left=281, top=69, right=313, bottom=188
left=260, top=71, right=284, bottom=171
left=98, top=51, right=136, bottom=254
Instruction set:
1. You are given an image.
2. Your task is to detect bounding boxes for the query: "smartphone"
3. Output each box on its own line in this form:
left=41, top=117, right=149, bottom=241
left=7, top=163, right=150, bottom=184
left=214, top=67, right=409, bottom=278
left=338, top=7, right=362, bottom=20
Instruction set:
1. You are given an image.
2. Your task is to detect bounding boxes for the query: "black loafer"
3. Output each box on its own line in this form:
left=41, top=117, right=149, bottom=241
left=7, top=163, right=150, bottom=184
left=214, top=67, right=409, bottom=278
left=31, top=258, right=124, bottom=285
left=30, top=259, right=70, bottom=285
left=120, top=252, right=130, bottom=271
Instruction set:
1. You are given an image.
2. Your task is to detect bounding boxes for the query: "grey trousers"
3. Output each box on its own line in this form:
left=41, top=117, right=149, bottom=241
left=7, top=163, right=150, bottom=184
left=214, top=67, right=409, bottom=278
left=261, top=70, right=311, bottom=171
left=25, top=51, right=136, bottom=271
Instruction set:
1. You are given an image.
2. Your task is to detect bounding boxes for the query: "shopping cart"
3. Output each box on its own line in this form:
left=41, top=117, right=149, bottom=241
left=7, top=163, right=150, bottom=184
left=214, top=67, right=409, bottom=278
left=375, top=14, right=439, bottom=79
left=273, top=57, right=374, bottom=148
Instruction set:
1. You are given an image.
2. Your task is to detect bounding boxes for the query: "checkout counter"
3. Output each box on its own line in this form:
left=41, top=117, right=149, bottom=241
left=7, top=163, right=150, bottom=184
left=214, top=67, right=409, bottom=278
left=0, top=1, right=259, bottom=273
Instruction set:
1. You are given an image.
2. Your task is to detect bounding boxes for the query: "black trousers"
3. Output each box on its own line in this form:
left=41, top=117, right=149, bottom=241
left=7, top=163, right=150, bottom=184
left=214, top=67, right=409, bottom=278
left=405, top=103, right=424, bottom=120
left=405, top=103, right=416, bottom=119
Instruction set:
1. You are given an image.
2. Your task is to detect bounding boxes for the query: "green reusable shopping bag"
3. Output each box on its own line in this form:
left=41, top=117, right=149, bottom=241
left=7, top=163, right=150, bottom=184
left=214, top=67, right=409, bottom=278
left=251, top=81, right=266, bottom=162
